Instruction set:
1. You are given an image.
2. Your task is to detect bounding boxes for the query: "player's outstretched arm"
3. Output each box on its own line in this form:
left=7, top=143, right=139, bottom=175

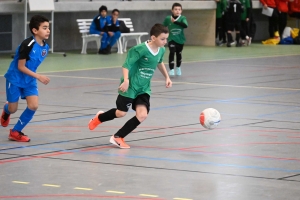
left=18, top=59, right=50, bottom=85
left=157, top=62, right=172, bottom=88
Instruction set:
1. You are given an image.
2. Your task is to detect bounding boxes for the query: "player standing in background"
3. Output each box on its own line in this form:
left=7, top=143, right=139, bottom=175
left=215, top=0, right=227, bottom=46
left=163, top=3, right=188, bottom=76
left=226, top=0, right=244, bottom=47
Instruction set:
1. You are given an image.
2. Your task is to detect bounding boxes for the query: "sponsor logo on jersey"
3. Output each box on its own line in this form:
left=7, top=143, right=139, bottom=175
left=171, top=29, right=181, bottom=35
left=144, top=57, right=148, bottom=61
left=41, top=49, right=47, bottom=57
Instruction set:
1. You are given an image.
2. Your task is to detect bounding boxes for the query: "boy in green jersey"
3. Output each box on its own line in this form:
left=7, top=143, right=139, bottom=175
left=163, top=3, right=188, bottom=76
left=88, top=24, right=172, bottom=149
left=215, top=0, right=227, bottom=46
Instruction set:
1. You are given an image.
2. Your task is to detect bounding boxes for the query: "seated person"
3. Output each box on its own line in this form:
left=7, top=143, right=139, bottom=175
left=106, top=9, right=122, bottom=54
left=90, top=5, right=110, bottom=54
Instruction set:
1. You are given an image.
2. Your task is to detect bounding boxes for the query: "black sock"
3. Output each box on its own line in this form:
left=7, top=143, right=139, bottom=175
left=98, top=108, right=117, bottom=122
left=236, top=33, right=240, bottom=43
left=227, top=33, right=233, bottom=43
left=114, top=116, right=141, bottom=138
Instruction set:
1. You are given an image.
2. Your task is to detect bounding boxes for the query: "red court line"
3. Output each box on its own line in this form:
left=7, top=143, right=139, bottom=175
left=287, top=136, right=300, bottom=139
left=0, top=194, right=164, bottom=199
left=259, top=134, right=277, bottom=138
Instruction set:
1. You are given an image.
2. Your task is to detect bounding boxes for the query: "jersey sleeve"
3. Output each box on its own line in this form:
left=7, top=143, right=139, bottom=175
left=163, top=16, right=169, bottom=26
left=18, top=39, right=34, bottom=60
left=123, top=47, right=142, bottom=70
left=158, top=48, right=166, bottom=64
left=181, top=16, right=188, bottom=27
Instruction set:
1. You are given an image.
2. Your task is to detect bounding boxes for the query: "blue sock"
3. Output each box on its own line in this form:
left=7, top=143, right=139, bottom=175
left=4, top=104, right=10, bottom=114
left=13, top=107, right=35, bottom=132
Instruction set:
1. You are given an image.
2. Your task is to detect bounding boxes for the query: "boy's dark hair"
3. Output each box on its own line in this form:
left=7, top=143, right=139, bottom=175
left=29, top=15, right=49, bottom=35
left=150, top=23, right=169, bottom=37
left=172, top=2, right=182, bottom=10
left=112, top=9, right=120, bottom=14
left=99, top=5, right=108, bottom=13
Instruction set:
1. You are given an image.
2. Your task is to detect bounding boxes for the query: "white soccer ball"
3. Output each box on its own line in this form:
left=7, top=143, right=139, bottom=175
left=200, top=108, right=221, bottom=129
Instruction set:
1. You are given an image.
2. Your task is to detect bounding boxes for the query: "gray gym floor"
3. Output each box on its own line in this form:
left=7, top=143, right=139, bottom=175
left=0, top=45, right=300, bottom=200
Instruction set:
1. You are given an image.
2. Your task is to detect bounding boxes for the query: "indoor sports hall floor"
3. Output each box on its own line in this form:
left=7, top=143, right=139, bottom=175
left=0, top=44, right=300, bottom=200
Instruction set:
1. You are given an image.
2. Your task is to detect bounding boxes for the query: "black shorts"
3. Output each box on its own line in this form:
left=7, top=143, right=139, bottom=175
left=227, top=22, right=241, bottom=32
left=116, top=93, right=150, bottom=113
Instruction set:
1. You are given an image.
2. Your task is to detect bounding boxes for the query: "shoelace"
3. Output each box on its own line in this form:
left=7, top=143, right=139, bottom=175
left=17, top=131, right=27, bottom=138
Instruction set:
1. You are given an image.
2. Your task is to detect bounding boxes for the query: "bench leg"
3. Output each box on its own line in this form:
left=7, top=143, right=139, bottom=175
left=81, top=38, right=87, bottom=54
left=96, top=39, right=100, bottom=52
left=117, top=38, right=123, bottom=54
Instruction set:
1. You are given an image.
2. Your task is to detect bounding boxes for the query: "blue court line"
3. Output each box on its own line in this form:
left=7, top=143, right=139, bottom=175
left=258, top=108, right=300, bottom=117
left=1, top=144, right=300, bottom=173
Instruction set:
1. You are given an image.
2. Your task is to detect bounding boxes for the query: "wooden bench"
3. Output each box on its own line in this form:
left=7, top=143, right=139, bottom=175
left=76, top=18, right=148, bottom=54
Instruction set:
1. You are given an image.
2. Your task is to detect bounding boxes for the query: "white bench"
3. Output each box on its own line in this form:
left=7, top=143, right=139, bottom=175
left=76, top=18, right=148, bottom=54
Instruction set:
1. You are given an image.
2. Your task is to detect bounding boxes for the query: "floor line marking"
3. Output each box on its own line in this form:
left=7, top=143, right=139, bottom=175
left=42, top=184, right=61, bottom=187
left=139, top=194, right=159, bottom=197
left=74, top=187, right=93, bottom=191
left=173, top=198, right=193, bottom=200
left=12, top=181, right=29, bottom=184
left=34, top=52, right=300, bottom=74
left=106, top=190, right=125, bottom=194
left=44, top=74, right=300, bottom=91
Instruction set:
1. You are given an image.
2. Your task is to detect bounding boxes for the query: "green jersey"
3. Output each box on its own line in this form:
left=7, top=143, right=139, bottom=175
left=163, top=15, right=188, bottom=44
left=216, top=0, right=227, bottom=18
left=119, top=41, right=165, bottom=99
left=240, top=0, right=250, bottom=20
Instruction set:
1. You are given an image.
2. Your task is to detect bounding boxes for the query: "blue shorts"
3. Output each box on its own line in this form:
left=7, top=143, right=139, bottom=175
left=6, top=80, right=39, bottom=103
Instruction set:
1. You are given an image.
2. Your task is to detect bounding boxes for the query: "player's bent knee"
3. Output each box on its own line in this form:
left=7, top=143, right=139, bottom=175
left=116, top=110, right=127, bottom=118
left=27, top=104, right=38, bottom=111
left=136, top=113, right=147, bottom=122
left=8, top=104, right=18, bottom=114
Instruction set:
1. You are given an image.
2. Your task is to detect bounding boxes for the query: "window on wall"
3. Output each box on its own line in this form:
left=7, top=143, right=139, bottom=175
left=0, top=15, right=12, bottom=51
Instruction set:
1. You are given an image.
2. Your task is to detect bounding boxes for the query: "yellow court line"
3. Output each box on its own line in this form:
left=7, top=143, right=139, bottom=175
left=44, top=74, right=300, bottom=91
left=173, top=198, right=193, bottom=200
left=74, top=187, right=93, bottom=191
left=12, top=181, right=29, bottom=184
left=37, top=53, right=300, bottom=74
left=106, top=190, right=125, bottom=194
left=42, top=184, right=61, bottom=187
left=139, top=194, right=159, bottom=197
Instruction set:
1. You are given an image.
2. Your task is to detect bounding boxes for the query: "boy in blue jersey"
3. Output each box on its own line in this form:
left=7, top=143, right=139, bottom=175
left=90, top=5, right=111, bottom=54
left=1, top=15, right=50, bottom=142
left=105, top=9, right=122, bottom=54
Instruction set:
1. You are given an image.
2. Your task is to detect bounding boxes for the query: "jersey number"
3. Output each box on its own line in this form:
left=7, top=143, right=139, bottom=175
left=233, top=4, right=237, bottom=12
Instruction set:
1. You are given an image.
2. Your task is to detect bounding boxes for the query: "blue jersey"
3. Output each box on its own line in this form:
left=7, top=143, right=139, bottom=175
left=4, top=36, right=49, bottom=88
left=90, top=15, right=109, bottom=34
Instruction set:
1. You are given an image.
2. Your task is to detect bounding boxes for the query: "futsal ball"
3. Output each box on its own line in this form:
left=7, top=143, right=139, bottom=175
left=200, top=108, right=221, bottom=129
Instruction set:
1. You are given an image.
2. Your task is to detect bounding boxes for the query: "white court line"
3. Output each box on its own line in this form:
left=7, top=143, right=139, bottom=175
left=45, top=74, right=300, bottom=91
left=36, top=53, right=300, bottom=74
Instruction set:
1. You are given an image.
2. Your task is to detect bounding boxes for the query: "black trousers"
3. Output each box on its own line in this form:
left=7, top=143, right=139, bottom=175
left=240, top=20, right=249, bottom=40
left=268, top=7, right=279, bottom=38
left=216, top=17, right=222, bottom=40
left=278, top=12, right=287, bottom=38
left=168, top=40, right=184, bottom=70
